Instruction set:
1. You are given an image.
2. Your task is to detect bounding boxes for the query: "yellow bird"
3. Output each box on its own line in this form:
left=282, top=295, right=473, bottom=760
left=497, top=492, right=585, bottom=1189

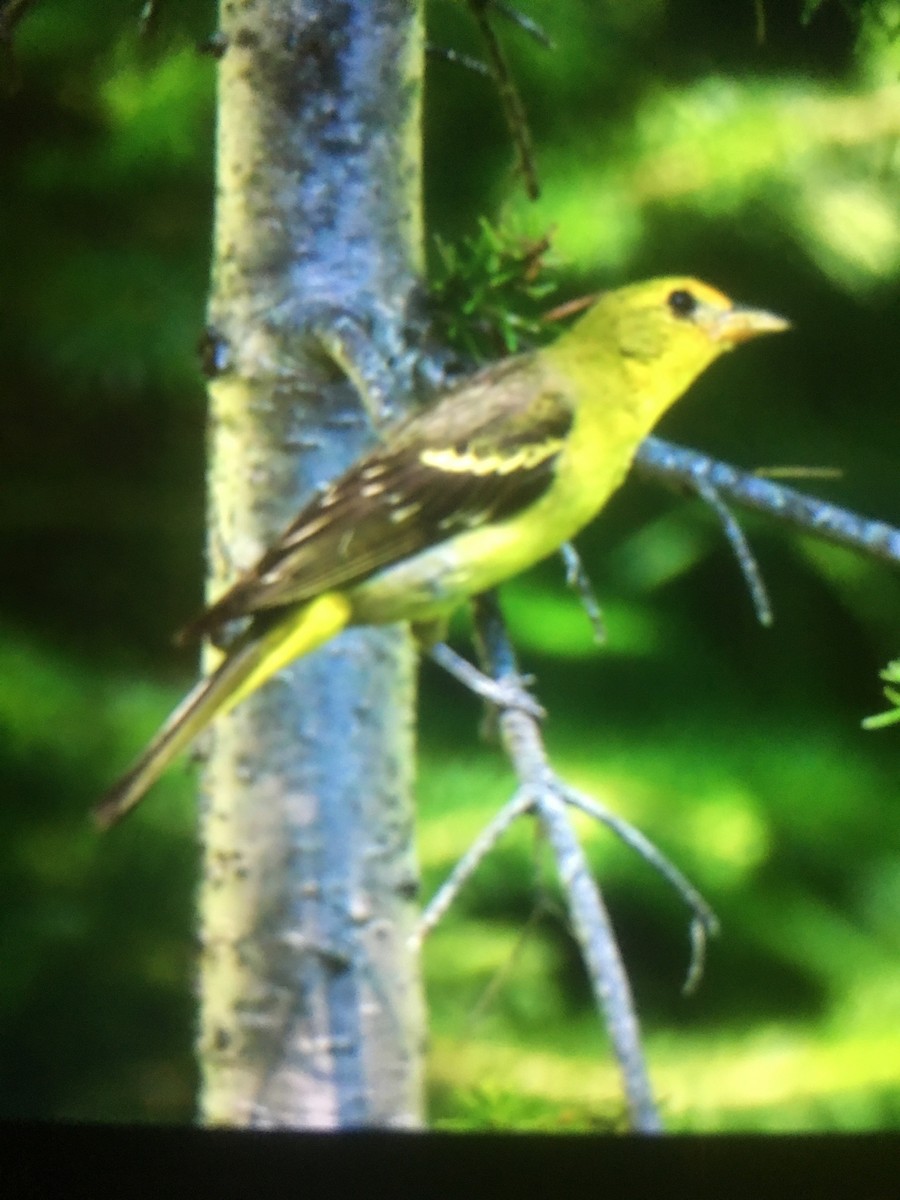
left=94, top=277, right=787, bottom=827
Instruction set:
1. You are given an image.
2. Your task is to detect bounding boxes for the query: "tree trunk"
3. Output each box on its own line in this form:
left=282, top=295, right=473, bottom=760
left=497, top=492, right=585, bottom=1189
left=197, top=0, right=425, bottom=1129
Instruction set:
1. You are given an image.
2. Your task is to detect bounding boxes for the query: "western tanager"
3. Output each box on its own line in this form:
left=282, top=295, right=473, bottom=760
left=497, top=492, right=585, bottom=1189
left=94, top=277, right=787, bottom=828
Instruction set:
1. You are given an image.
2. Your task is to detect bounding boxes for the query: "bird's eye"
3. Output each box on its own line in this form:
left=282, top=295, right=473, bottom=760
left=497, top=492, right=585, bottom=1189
left=667, top=289, right=698, bottom=319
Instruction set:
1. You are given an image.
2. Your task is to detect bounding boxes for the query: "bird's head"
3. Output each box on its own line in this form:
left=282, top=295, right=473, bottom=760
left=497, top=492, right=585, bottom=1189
left=553, top=276, right=789, bottom=424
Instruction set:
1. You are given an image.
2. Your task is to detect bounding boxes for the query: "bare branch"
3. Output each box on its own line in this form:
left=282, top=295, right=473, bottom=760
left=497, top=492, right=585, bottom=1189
left=414, top=786, right=535, bottom=948
left=466, top=897, right=558, bottom=1027
left=426, top=42, right=491, bottom=77
left=560, top=541, right=607, bottom=643
left=465, top=0, right=541, bottom=199
left=531, top=779, right=661, bottom=1132
left=560, top=788, right=718, bottom=994
left=490, top=2, right=555, bottom=49
left=471, top=591, right=662, bottom=1133
left=429, top=641, right=544, bottom=718
left=637, top=436, right=900, bottom=569
left=688, top=474, right=774, bottom=626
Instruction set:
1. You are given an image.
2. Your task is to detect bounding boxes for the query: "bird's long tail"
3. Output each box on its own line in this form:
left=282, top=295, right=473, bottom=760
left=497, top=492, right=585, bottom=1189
left=92, top=592, right=352, bottom=829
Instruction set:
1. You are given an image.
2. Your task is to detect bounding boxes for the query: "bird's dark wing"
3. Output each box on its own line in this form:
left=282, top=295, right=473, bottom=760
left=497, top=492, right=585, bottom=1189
left=182, top=355, right=574, bottom=640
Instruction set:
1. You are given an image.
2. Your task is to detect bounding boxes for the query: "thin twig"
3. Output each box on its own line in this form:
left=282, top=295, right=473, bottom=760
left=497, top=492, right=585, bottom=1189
left=426, top=42, right=491, bottom=77
left=561, top=787, right=718, bottom=994
left=465, top=897, right=554, bottom=1028
left=636, top=436, right=900, bottom=570
left=689, top=475, right=774, bottom=626
left=490, top=1, right=555, bottom=49
left=542, top=292, right=601, bottom=323
left=430, top=642, right=544, bottom=718
left=414, top=786, right=535, bottom=948
left=560, top=541, right=607, bottom=643
left=466, top=0, right=541, bottom=199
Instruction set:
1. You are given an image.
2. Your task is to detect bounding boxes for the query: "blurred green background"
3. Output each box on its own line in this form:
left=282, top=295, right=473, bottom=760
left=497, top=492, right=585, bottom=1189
left=1, top=0, right=898, bottom=1130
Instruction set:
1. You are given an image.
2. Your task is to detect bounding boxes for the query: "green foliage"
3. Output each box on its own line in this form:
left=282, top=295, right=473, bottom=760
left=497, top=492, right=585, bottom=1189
left=863, top=659, right=900, bottom=728
left=416, top=707, right=900, bottom=1129
left=431, top=1079, right=627, bottom=1132
left=430, top=0, right=900, bottom=293
left=1, top=0, right=898, bottom=1131
left=428, top=218, right=562, bottom=359
left=507, top=68, right=900, bottom=291
left=0, top=2, right=214, bottom=397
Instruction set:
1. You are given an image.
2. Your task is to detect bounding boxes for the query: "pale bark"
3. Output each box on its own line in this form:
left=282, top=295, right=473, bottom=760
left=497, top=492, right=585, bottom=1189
left=197, top=0, right=426, bottom=1128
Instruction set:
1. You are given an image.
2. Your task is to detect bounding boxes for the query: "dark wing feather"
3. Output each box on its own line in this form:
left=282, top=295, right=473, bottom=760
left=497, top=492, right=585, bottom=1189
left=183, top=355, right=574, bottom=641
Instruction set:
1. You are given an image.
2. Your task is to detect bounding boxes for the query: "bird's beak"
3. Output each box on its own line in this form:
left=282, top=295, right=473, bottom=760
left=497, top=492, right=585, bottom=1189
left=707, top=304, right=791, bottom=347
